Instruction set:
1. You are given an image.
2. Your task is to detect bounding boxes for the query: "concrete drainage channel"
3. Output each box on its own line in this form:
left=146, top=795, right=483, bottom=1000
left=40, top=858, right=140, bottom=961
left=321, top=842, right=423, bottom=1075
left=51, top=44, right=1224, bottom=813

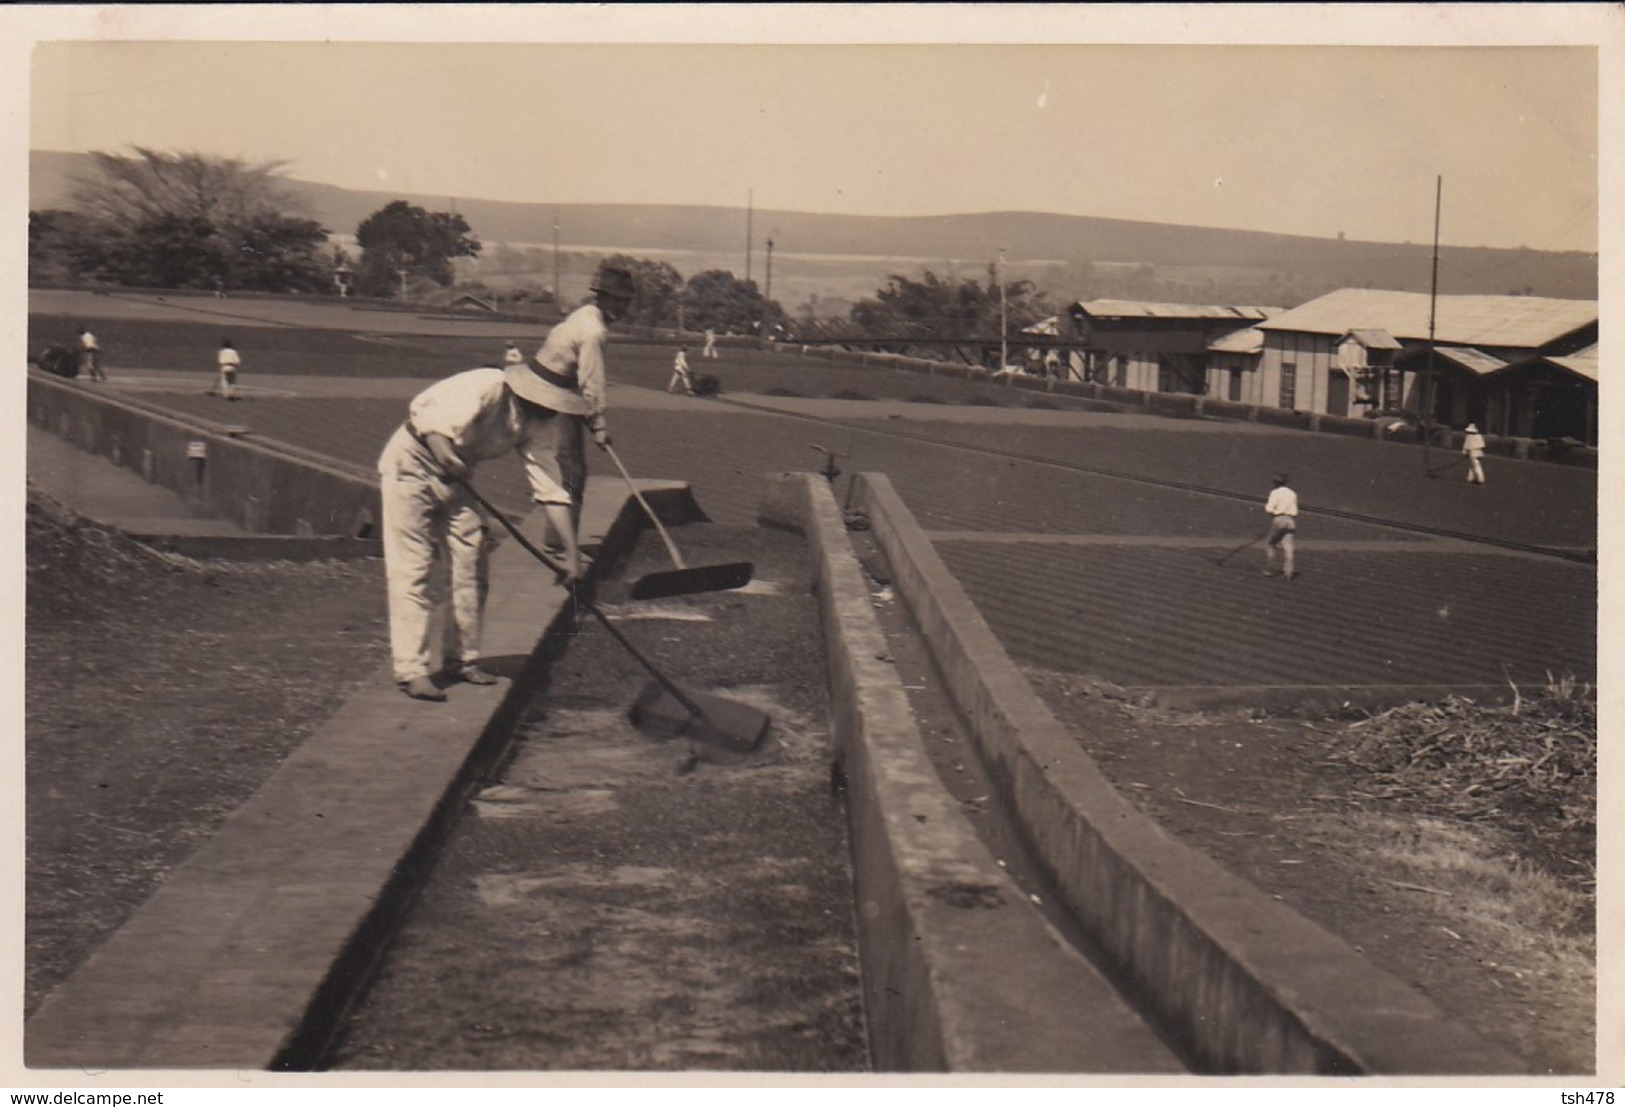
left=832, top=472, right=1526, bottom=1075
left=317, top=474, right=1187, bottom=1073
left=323, top=515, right=870, bottom=1071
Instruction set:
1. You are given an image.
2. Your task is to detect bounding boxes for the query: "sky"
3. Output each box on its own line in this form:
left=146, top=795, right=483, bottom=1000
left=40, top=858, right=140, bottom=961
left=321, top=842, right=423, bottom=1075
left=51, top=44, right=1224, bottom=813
left=15, top=7, right=1617, bottom=254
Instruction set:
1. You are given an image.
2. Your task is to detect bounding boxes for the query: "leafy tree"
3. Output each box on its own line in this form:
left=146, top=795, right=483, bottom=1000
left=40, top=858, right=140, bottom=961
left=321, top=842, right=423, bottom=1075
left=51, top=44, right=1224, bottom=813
left=849, top=266, right=1053, bottom=338
left=107, top=213, right=221, bottom=289
left=28, top=209, right=104, bottom=285
left=58, top=147, right=334, bottom=292
left=599, top=254, right=684, bottom=328
left=354, top=200, right=481, bottom=297
left=679, top=269, right=787, bottom=335
left=233, top=212, right=333, bottom=293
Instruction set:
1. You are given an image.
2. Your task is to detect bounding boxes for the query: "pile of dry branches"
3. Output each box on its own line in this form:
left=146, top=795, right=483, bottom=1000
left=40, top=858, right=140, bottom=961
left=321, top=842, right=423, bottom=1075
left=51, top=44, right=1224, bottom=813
left=1333, top=682, right=1596, bottom=878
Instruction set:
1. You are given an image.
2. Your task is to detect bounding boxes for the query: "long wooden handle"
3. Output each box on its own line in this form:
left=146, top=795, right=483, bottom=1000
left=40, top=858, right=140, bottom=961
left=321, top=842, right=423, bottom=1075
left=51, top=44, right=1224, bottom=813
left=454, top=476, right=570, bottom=583
left=457, top=475, right=705, bottom=719
left=602, top=443, right=687, bottom=570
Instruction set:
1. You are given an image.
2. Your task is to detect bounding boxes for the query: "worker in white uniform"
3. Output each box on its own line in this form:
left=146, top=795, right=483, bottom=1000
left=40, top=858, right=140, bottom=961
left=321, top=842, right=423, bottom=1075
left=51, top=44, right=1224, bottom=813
left=376, top=266, right=635, bottom=701
left=667, top=345, right=695, bottom=394
left=1461, top=423, right=1487, bottom=485
left=216, top=338, right=242, bottom=401
left=1263, top=473, right=1299, bottom=580
left=78, top=327, right=104, bottom=381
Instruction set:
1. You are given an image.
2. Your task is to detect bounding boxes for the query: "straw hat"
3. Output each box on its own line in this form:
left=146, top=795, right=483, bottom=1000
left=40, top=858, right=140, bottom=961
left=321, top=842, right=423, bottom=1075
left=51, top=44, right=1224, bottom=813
left=503, top=361, right=592, bottom=416
left=589, top=266, right=636, bottom=301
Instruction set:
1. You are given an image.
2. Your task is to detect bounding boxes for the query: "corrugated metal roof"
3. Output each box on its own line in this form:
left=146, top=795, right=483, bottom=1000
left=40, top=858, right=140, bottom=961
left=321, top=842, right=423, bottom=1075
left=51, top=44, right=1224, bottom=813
left=1546, top=345, right=1599, bottom=382
left=1431, top=346, right=1510, bottom=376
left=1341, top=328, right=1404, bottom=350
left=1208, top=326, right=1265, bottom=354
left=1076, top=300, right=1281, bottom=322
left=1258, top=288, right=1596, bottom=349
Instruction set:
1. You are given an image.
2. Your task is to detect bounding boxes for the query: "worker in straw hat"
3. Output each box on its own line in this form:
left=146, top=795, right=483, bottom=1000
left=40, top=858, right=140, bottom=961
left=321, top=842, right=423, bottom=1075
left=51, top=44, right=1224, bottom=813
left=1461, top=423, right=1487, bottom=485
left=375, top=265, right=636, bottom=702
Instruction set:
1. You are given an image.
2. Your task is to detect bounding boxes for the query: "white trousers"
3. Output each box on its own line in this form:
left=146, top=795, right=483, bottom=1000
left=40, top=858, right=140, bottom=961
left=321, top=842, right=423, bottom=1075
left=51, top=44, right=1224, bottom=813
left=379, top=429, right=490, bottom=682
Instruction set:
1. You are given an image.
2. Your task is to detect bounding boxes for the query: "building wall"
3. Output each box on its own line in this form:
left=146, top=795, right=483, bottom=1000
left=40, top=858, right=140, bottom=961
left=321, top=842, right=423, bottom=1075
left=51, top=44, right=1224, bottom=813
left=1079, top=314, right=1270, bottom=395
left=1207, top=354, right=1260, bottom=405
left=1086, top=350, right=1162, bottom=392
left=1256, top=331, right=1596, bottom=437
left=1258, top=332, right=1337, bottom=413
left=1255, top=333, right=1408, bottom=417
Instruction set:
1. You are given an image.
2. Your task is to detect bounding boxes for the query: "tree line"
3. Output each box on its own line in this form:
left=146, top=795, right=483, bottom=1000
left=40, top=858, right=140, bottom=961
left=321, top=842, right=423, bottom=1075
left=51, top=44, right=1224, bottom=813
left=28, top=147, right=1054, bottom=339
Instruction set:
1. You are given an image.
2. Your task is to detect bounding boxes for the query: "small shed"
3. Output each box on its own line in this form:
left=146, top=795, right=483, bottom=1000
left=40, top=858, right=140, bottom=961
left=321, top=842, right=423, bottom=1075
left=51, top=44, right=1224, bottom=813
left=1335, top=328, right=1403, bottom=370
left=1333, top=329, right=1405, bottom=409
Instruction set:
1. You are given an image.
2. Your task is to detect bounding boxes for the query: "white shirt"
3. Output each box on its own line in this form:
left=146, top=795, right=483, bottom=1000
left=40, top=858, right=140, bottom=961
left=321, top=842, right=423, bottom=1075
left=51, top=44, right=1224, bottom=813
left=80, top=331, right=98, bottom=351
left=218, top=347, right=241, bottom=370
left=673, top=350, right=690, bottom=373
left=532, top=304, right=610, bottom=418
left=1265, top=486, right=1299, bottom=517
left=401, top=367, right=565, bottom=503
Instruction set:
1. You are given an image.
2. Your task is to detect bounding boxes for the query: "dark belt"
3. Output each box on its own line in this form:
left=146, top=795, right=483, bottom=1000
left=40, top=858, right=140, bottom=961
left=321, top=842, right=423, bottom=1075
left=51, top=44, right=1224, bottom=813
left=530, top=357, right=580, bottom=393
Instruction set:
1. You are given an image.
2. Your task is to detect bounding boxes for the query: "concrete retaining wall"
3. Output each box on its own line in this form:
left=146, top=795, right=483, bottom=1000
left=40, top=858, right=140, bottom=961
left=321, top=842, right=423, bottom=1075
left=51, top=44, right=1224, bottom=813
left=760, top=472, right=1183, bottom=1074
left=850, top=471, right=1524, bottom=1076
left=1146, top=392, right=1200, bottom=418
left=1253, top=406, right=1317, bottom=432
left=28, top=371, right=379, bottom=538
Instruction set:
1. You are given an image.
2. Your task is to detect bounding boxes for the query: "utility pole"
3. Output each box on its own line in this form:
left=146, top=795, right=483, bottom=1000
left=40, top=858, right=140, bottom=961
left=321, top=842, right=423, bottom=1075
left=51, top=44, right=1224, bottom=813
left=745, top=189, right=754, bottom=285
left=552, top=217, right=561, bottom=308
left=765, top=236, right=775, bottom=304
left=1430, top=173, right=1443, bottom=432
left=998, top=247, right=1008, bottom=373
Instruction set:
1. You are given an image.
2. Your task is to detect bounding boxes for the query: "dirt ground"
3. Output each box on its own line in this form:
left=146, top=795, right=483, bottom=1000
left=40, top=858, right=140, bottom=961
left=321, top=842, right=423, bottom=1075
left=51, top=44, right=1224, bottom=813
left=23, top=494, right=390, bottom=1017
left=1025, top=671, right=1596, bottom=1075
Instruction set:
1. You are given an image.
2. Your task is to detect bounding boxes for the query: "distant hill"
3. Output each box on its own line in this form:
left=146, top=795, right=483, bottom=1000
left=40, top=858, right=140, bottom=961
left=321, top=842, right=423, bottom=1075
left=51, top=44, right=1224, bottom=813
left=30, top=149, right=1597, bottom=310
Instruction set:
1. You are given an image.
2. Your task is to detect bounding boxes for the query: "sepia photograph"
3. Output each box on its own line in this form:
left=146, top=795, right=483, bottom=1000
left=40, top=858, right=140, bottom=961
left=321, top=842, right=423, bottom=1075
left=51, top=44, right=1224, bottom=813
left=7, top=3, right=1616, bottom=1099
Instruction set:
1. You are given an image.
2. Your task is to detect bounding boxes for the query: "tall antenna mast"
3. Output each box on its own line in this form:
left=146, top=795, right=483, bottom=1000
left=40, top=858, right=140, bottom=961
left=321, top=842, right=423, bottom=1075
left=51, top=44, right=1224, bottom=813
left=1426, top=175, right=1441, bottom=420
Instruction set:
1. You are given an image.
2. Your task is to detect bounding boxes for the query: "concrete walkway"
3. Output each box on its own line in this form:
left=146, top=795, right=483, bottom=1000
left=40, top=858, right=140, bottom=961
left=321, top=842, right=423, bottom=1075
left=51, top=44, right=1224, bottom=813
left=29, top=423, right=250, bottom=537
left=28, top=424, right=382, bottom=560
